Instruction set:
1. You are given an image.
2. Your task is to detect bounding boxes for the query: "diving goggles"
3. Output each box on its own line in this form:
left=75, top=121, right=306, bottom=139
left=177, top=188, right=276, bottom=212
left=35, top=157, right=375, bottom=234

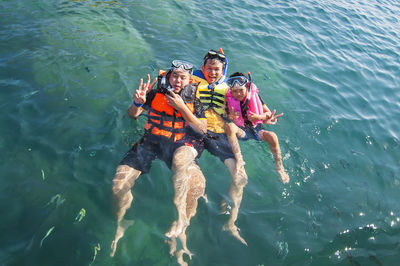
left=171, top=60, right=193, bottom=73
left=226, top=76, right=248, bottom=87
left=204, top=49, right=226, bottom=61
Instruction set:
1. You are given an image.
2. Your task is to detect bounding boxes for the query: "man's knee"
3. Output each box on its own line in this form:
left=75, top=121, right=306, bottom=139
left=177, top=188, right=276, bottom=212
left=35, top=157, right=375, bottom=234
left=172, top=146, right=197, bottom=170
left=112, top=165, right=139, bottom=195
left=188, top=164, right=206, bottom=189
left=233, top=172, right=248, bottom=187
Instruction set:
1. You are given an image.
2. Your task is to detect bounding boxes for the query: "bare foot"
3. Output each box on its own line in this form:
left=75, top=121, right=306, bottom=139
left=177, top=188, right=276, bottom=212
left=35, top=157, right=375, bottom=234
left=110, top=219, right=134, bottom=257
left=181, top=247, right=193, bottom=260
left=176, top=248, right=193, bottom=266
left=166, top=237, right=177, bottom=256
left=165, top=220, right=188, bottom=239
left=223, top=223, right=247, bottom=246
left=178, top=232, right=192, bottom=261
left=276, top=167, right=289, bottom=184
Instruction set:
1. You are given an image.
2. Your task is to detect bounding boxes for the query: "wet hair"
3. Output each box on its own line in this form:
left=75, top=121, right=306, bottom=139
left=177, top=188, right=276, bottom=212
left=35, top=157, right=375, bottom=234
left=170, top=67, right=191, bottom=77
left=203, top=57, right=225, bottom=67
left=229, top=72, right=246, bottom=78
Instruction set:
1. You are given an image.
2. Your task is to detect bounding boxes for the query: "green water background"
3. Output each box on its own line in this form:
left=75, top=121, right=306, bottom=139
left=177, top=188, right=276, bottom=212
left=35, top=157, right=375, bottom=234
left=1, top=0, right=399, bottom=265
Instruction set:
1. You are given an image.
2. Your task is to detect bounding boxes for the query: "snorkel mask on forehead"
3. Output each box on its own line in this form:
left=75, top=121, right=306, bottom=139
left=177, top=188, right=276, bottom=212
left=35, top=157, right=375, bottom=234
left=171, top=60, right=193, bottom=74
left=204, top=49, right=226, bottom=63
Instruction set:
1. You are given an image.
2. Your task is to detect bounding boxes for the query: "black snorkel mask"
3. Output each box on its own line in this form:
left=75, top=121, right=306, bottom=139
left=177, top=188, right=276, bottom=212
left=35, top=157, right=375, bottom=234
left=227, top=72, right=252, bottom=92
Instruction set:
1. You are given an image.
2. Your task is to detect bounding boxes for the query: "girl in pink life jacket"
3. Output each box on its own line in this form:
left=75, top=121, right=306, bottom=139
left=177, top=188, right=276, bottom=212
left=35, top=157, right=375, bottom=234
left=224, top=72, right=289, bottom=184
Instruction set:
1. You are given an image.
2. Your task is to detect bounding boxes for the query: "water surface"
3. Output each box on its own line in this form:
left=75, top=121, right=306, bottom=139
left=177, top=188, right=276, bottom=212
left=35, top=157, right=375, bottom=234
left=1, top=0, right=399, bottom=265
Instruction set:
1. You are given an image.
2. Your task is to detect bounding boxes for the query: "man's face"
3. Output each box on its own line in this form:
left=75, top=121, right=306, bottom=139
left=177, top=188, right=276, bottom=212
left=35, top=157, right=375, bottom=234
left=202, top=59, right=224, bottom=84
left=169, top=69, right=191, bottom=93
left=230, top=84, right=247, bottom=101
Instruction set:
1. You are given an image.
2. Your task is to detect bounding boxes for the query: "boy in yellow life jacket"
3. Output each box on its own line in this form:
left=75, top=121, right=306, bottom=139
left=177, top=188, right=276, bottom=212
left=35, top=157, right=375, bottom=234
left=110, top=60, right=208, bottom=263
left=191, top=49, right=249, bottom=245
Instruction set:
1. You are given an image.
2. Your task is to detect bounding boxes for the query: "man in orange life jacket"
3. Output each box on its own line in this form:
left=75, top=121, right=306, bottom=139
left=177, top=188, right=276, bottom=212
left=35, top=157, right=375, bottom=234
left=110, top=60, right=208, bottom=259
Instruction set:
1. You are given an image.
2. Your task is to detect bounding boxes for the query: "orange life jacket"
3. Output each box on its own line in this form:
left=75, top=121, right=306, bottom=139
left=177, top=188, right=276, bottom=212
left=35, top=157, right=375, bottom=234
left=144, top=72, right=195, bottom=142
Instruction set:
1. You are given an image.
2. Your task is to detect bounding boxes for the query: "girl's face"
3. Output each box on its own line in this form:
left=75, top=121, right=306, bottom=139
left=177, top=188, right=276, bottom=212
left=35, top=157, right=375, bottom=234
left=230, top=84, right=247, bottom=101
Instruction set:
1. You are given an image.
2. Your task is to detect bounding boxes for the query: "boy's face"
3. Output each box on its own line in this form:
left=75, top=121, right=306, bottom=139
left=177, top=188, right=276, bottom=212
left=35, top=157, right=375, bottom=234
left=230, top=84, right=247, bottom=101
left=169, top=68, right=191, bottom=93
left=202, top=59, right=224, bottom=84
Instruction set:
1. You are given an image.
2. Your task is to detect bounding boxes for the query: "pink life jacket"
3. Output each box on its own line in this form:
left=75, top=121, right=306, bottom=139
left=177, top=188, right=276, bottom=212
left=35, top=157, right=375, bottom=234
left=226, top=83, right=264, bottom=127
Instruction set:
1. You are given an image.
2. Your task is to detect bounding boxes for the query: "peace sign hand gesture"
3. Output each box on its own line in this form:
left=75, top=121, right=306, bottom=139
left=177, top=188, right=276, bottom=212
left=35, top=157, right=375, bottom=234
left=133, top=74, right=157, bottom=105
left=264, top=109, right=284, bottom=125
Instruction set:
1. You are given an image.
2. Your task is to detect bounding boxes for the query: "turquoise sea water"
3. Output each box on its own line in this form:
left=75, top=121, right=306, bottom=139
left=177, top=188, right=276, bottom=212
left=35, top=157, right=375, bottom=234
left=1, top=0, right=399, bottom=265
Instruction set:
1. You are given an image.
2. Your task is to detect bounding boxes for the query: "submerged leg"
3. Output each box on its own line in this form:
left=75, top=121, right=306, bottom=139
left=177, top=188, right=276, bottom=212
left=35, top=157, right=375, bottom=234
left=223, top=158, right=248, bottom=245
left=176, top=249, right=189, bottom=266
left=185, top=163, right=207, bottom=219
left=110, top=165, right=141, bottom=257
left=173, top=162, right=206, bottom=265
left=166, top=146, right=198, bottom=238
left=260, top=130, right=289, bottom=184
left=180, top=163, right=206, bottom=255
left=225, top=123, right=246, bottom=173
left=166, top=235, right=177, bottom=256
left=167, top=146, right=207, bottom=265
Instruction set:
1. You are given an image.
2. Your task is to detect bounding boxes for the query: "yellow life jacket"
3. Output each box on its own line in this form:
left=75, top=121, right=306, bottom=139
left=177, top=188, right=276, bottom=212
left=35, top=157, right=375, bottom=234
left=192, top=71, right=229, bottom=133
left=192, top=75, right=229, bottom=116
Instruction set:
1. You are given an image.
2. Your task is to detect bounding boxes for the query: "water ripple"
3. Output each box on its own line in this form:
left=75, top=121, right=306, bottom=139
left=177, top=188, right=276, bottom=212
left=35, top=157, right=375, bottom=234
left=1, top=0, right=400, bottom=265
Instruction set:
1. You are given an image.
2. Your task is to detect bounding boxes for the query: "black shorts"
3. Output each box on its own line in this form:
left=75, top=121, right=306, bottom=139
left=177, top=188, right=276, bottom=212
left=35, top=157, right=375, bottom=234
left=178, top=132, right=205, bottom=158
left=119, top=133, right=204, bottom=173
left=203, top=130, right=235, bottom=162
